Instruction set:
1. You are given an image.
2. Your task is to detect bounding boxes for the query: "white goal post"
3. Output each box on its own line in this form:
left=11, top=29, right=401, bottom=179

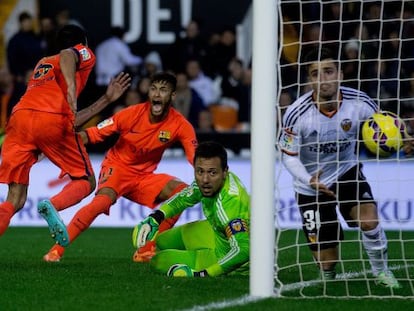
left=251, top=0, right=414, bottom=299
left=249, top=0, right=277, bottom=298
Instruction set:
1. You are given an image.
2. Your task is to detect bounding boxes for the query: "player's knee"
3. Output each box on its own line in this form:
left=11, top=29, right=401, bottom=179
left=87, top=175, right=96, bottom=193
left=7, top=184, right=27, bottom=210
left=96, top=188, right=117, bottom=204
left=157, top=179, right=187, bottom=202
left=14, top=197, right=26, bottom=211
left=360, top=219, right=379, bottom=231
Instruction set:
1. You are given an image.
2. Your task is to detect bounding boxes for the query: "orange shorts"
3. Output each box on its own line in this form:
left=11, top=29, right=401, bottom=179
left=0, top=110, right=93, bottom=185
left=97, top=159, right=178, bottom=209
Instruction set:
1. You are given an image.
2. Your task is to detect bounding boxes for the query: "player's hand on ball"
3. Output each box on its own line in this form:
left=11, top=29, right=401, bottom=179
left=167, top=264, right=208, bottom=277
left=132, top=216, right=160, bottom=248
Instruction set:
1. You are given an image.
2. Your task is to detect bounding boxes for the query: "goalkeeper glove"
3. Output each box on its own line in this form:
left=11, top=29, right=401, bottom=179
left=132, top=210, right=164, bottom=248
left=167, top=264, right=208, bottom=277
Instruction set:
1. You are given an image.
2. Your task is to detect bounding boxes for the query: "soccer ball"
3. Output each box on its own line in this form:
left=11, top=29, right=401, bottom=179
left=362, top=111, right=406, bottom=157
left=167, top=264, right=193, bottom=277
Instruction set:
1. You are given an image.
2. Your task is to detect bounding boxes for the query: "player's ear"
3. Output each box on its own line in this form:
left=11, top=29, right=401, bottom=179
left=223, top=166, right=229, bottom=178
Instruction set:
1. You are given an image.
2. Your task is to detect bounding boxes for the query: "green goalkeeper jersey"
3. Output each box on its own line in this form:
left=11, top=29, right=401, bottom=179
left=159, top=171, right=250, bottom=276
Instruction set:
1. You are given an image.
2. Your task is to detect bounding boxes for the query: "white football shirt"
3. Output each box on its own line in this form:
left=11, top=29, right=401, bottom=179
left=279, top=86, right=378, bottom=195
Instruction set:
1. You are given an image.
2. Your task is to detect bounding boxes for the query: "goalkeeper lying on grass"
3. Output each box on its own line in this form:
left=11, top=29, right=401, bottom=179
left=132, top=141, right=250, bottom=277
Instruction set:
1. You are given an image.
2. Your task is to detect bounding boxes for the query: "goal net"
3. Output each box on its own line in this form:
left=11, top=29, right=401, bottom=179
left=275, top=0, right=414, bottom=298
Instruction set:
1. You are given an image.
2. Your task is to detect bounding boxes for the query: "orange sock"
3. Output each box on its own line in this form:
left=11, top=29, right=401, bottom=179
left=49, top=243, right=65, bottom=257
left=158, top=183, right=187, bottom=233
left=50, top=179, right=92, bottom=211
left=137, top=240, right=156, bottom=253
left=48, top=194, right=112, bottom=257
left=159, top=214, right=180, bottom=233
left=0, top=202, right=15, bottom=236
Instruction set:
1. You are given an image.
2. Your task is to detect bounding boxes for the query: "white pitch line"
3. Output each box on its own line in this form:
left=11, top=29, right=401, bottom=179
left=177, top=294, right=266, bottom=311
left=177, top=264, right=413, bottom=311
left=281, top=264, right=414, bottom=293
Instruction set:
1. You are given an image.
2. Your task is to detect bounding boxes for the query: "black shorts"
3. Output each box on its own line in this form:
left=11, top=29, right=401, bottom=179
left=297, top=163, right=376, bottom=251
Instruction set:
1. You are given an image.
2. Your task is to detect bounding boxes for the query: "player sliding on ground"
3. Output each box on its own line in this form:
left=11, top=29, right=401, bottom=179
left=278, top=47, right=401, bottom=289
left=43, top=72, right=197, bottom=262
left=0, top=24, right=130, bottom=246
left=133, top=141, right=250, bottom=277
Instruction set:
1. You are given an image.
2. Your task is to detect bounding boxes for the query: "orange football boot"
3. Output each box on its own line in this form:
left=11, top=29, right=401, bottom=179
left=133, top=241, right=156, bottom=263
left=43, top=249, right=62, bottom=262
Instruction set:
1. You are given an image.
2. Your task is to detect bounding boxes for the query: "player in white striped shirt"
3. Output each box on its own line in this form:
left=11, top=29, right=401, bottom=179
left=278, top=47, right=400, bottom=289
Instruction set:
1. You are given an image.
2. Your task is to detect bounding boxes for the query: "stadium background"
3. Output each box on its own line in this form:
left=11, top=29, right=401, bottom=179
left=1, top=0, right=413, bottom=230
left=1, top=156, right=412, bottom=230
left=38, top=0, right=252, bottom=152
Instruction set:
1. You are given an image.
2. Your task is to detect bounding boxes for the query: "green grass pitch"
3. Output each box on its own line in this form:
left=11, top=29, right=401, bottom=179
left=0, top=227, right=413, bottom=311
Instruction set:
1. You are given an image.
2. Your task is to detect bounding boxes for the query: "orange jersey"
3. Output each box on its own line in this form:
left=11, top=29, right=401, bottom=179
left=85, top=103, right=197, bottom=172
left=14, top=44, right=95, bottom=116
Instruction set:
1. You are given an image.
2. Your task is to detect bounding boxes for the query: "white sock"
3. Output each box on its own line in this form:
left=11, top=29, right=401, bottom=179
left=362, top=224, right=388, bottom=276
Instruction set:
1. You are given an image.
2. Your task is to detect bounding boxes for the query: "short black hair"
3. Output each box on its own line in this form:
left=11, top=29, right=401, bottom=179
left=303, top=47, right=338, bottom=72
left=194, top=141, right=228, bottom=170
left=19, top=12, right=32, bottom=23
left=56, top=24, right=87, bottom=50
left=150, top=72, right=177, bottom=92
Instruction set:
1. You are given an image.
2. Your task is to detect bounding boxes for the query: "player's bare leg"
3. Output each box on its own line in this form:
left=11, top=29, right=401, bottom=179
left=0, top=183, right=27, bottom=235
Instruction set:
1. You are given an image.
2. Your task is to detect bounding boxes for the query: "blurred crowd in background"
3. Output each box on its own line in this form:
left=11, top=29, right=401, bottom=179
left=279, top=1, right=414, bottom=134
left=1, top=1, right=414, bottom=153
left=0, top=7, right=251, bottom=141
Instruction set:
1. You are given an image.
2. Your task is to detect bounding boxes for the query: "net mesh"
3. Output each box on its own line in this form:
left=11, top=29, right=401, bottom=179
left=275, top=0, right=414, bottom=298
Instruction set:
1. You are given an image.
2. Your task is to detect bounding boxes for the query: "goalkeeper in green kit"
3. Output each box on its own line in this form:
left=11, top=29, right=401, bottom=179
left=132, top=141, right=250, bottom=277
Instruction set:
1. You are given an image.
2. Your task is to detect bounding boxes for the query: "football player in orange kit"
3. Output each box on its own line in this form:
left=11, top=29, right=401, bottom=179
left=43, top=72, right=198, bottom=262
left=0, top=25, right=131, bottom=246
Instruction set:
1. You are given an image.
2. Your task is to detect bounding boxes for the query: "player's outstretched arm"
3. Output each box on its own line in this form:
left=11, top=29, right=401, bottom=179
left=74, top=72, right=131, bottom=127
left=132, top=210, right=165, bottom=248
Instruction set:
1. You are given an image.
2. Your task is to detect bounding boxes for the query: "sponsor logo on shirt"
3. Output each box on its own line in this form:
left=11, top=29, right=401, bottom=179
left=308, top=140, right=352, bottom=154
left=33, top=64, right=53, bottom=79
left=158, top=130, right=171, bottom=143
left=79, top=48, right=91, bottom=61
left=97, top=118, right=114, bottom=129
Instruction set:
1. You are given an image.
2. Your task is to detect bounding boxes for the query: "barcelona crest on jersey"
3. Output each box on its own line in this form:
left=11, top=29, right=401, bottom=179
left=158, top=130, right=171, bottom=143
